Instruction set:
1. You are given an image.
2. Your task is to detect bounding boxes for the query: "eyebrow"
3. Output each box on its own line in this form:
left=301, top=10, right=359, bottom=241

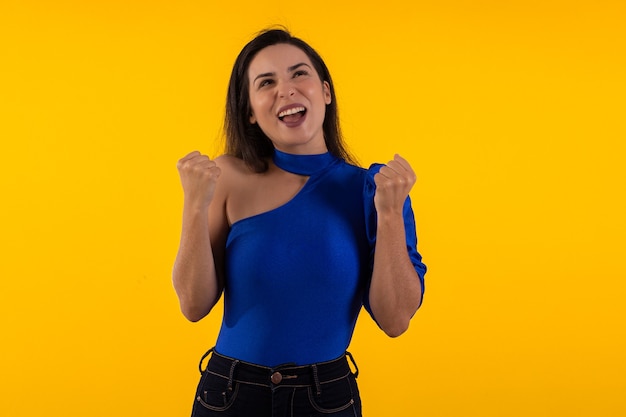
left=252, top=62, right=312, bottom=84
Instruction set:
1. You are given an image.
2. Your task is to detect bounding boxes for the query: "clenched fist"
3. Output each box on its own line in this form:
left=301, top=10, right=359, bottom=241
left=373, top=154, right=416, bottom=215
left=177, top=151, right=221, bottom=210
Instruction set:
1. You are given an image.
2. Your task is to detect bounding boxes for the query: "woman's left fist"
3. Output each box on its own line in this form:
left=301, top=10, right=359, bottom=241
left=373, top=154, right=416, bottom=215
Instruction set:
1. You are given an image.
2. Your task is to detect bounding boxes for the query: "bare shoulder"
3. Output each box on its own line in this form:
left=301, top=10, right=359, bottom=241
left=212, top=155, right=265, bottom=200
left=214, top=154, right=253, bottom=175
left=207, top=156, right=249, bottom=227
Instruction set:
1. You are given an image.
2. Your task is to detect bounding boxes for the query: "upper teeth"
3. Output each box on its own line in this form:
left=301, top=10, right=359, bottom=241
left=278, top=107, right=305, bottom=118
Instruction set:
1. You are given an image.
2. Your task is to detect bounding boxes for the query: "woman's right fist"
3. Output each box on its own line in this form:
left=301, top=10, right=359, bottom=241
left=177, top=151, right=221, bottom=209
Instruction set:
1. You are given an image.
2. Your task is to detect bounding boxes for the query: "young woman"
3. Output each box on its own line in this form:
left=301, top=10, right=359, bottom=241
left=173, top=28, right=426, bottom=417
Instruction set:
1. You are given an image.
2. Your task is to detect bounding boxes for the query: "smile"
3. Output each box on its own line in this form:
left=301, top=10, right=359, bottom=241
left=278, top=106, right=307, bottom=120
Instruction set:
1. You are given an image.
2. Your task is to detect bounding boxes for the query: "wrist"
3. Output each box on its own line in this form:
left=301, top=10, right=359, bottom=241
left=376, top=207, right=403, bottom=221
left=376, top=211, right=404, bottom=233
left=183, top=201, right=210, bottom=217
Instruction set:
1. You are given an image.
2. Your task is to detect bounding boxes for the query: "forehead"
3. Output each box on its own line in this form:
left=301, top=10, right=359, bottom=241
left=248, top=43, right=313, bottom=76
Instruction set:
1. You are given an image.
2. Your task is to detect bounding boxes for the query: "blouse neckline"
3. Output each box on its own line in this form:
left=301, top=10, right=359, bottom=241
left=272, top=148, right=338, bottom=176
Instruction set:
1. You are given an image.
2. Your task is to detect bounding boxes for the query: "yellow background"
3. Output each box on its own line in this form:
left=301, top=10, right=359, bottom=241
left=1, top=1, right=625, bottom=416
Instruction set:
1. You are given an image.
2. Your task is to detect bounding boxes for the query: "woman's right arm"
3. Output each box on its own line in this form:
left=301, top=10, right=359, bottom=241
left=172, top=151, right=229, bottom=322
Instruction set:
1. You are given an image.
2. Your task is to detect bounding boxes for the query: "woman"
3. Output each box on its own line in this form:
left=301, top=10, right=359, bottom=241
left=173, top=28, right=426, bottom=417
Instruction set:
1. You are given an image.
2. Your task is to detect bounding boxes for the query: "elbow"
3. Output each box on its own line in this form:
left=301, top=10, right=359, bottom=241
left=173, top=275, right=221, bottom=323
left=370, top=304, right=413, bottom=338
left=181, top=306, right=209, bottom=322
left=371, top=299, right=421, bottom=338
left=373, top=307, right=411, bottom=337
left=381, top=319, right=410, bottom=338
left=182, top=310, right=206, bottom=323
left=179, top=300, right=213, bottom=322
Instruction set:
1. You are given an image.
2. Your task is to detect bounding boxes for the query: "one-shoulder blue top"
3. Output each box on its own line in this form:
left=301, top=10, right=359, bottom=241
left=214, top=149, right=426, bottom=366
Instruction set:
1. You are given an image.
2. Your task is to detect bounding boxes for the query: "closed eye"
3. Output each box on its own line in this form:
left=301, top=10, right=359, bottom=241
left=293, top=70, right=309, bottom=78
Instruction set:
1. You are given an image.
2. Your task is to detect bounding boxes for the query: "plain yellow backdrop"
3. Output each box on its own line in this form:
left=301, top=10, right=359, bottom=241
left=1, top=1, right=625, bottom=416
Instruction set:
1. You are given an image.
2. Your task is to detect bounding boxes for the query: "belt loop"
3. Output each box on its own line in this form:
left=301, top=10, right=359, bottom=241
left=198, top=347, right=214, bottom=374
left=311, top=364, right=322, bottom=396
left=227, top=359, right=240, bottom=392
left=346, top=351, right=359, bottom=378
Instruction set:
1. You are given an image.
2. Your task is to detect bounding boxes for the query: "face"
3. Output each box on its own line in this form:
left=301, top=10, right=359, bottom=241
left=247, top=43, right=332, bottom=154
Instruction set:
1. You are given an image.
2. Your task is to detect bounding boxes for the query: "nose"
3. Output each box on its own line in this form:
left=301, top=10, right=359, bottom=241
left=278, top=81, right=295, bottom=98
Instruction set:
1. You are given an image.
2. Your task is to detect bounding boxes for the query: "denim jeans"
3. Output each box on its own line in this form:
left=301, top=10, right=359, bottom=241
left=190, top=349, right=362, bottom=417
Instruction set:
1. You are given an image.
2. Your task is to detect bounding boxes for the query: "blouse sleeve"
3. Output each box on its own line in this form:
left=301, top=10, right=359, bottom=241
left=362, top=163, right=427, bottom=317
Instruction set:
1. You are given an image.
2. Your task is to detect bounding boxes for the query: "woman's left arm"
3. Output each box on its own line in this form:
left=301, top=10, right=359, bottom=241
left=369, top=154, right=424, bottom=337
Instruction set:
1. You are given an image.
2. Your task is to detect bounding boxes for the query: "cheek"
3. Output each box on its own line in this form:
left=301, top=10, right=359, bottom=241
left=249, top=97, right=276, bottom=127
left=249, top=94, right=270, bottom=117
left=306, top=83, right=328, bottom=106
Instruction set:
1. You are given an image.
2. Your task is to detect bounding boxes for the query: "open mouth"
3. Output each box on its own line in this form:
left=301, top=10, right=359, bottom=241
left=278, top=106, right=307, bottom=123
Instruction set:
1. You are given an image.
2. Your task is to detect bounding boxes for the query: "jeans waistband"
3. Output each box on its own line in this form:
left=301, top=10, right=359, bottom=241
left=198, top=348, right=359, bottom=392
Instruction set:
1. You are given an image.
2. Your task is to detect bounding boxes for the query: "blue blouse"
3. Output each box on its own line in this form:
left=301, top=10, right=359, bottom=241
left=214, top=149, right=426, bottom=366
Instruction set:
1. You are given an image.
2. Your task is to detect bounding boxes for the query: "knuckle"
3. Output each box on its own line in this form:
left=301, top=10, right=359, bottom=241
left=178, top=161, right=189, bottom=172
